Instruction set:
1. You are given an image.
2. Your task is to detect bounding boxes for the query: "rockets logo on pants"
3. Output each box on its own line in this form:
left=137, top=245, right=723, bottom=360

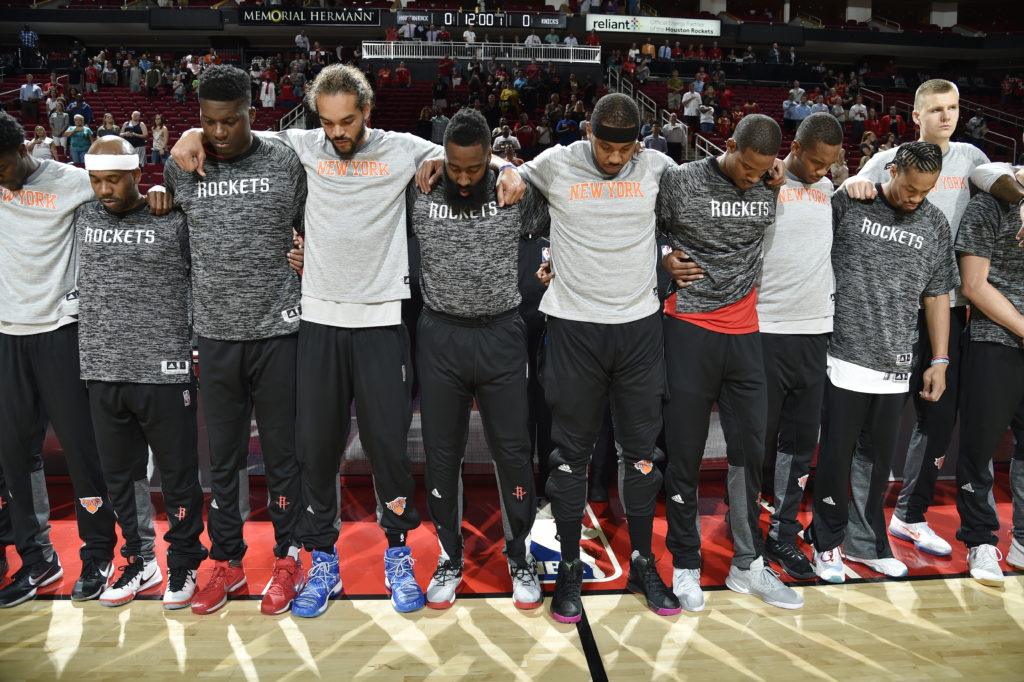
left=530, top=502, right=623, bottom=583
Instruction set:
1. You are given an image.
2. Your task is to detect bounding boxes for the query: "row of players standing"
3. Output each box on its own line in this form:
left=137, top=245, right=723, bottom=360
left=1, top=62, right=1023, bottom=624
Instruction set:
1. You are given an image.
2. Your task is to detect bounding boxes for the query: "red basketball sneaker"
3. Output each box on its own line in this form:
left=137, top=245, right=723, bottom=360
left=261, top=556, right=305, bottom=615
left=191, top=560, right=246, bottom=615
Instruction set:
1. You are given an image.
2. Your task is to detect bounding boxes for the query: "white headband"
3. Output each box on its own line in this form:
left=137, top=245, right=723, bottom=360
left=84, top=154, right=139, bottom=171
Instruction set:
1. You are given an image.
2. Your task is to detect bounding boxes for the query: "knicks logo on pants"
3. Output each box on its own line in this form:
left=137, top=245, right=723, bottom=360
left=386, top=496, right=407, bottom=515
left=80, top=497, right=103, bottom=514
left=634, top=460, right=653, bottom=475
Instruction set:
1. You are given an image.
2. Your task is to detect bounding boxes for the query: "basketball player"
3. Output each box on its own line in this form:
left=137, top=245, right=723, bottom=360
left=951, top=167, right=1024, bottom=585
left=170, top=63, right=524, bottom=617
left=0, top=111, right=120, bottom=607
left=74, top=137, right=207, bottom=608
left=517, top=93, right=682, bottom=623
left=843, top=80, right=987, bottom=558
left=658, top=114, right=802, bottom=610
left=162, top=65, right=308, bottom=616
left=407, top=109, right=546, bottom=609
left=809, top=142, right=958, bottom=582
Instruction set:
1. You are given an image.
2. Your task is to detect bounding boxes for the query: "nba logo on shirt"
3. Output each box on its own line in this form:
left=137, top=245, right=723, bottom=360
left=182, top=389, right=191, bottom=406
left=541, top=246, right=551, bottom=263
left=896, top=353, right=912, bottom=366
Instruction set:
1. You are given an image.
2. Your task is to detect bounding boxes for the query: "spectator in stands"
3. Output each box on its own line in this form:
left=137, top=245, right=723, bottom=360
left=434, top=25, right=450, bottom=41
left=641, top=123, right=667, bottom=154
left=622, top=58, right=637, bottom=80
left=437, top=54, right=454, bottom=86
left=601, top=0, right=619, bottom=13
left=545, top=28, right=560, bottom=45
left=384, top=27, right=399, bottom=43
left=742, top=45, right=757, bottom=64
left=881, top=105, right=906, bottom=142
left=662, top=113, right=685, bottom=163
left=499, top=81, right=520, bottom=116
left=556, top=114, right=577, bottom=145
left=810, top=95, right=829, bottom=115
left=120, top=111, right=148, bottom=166
left=83, top=59, right=100, bottom=93
left=695, top=43, right=707, bottom=61
left=259, top=75, right=276, bottom=108
left=127, top=59, right=143, bottom=94
left=812, top=60, right=826, bottom=76
left=150, top=113, right=169, bottom=164
left=534, top=117, right=552, bottom=152
left=492, top=124, right=519, bottom=152
left=43, top=87, right=60, bottom=116
left=848, top=95, right=867, bottom=142
left=682, top=82, right=701, bottom=146
left=145, top=63, right=162, bottom=98
left=49, top=99, right=69, bottom=156
left=782, top=92, right=799, bottom=132
left=627, top=42, right=640, bottom=62
left=586, top=30, right=600, bottom=47
left=767, top=43, right=781, bottom=64
left=877, top=132, right=896, bottom=151
left=708, top=41, right=723, bottom=67
left=95, top=112, right=119, bottom=138
left=564, top=33, right=579, bottom=48
left=398, top=18, right=417, bottom=41
left=395, top=62, right=412, bottom=88
left=666, top=70, right=684, bottom=111
left=415, top=107, right=433, bottom=141
left=789, top=80, right=806, bottom=102
left=672, top=42, right=684, bottom=60
left=635, top=60, right=651, bottom=86
left=715, top=110, right=732, bottom=137
left=787, top=46, right=797, bottom=66
left=965, top=110, right=988, bottom=150
left=657, top=40, right=673, bottom=61
left=640, top=113, right=655, bottom=139
left=19, top=74, right=42, bottom=124
left=858, top=130, right=876, bottom=169
left=27, top=125, right=57, bottom=161
left=173, top=74, right=186, bottom=104
left=19, top=24, right=39, bottom=68
left=697, top=102, right=715, bottom=133
left=501, top=142, right=523, bottom=167
left=830, top=98, right=846, bottom=122
left=524, top=29, right=541, bottom=47
left=514, top=113, right=535, bottom=158
left=294, top=28, right=311, bottom=54
left=641, top=38, right=656, bottom=60
left=793, top=95, right=812, bottom=123
left=482, top=93, right=501, bottom=130
left=430, top=106, right=449, bottom=146
left=63, top=114, right=92, bottom=165
left=726, top=48, right=740, bottom=64
left=278, top=76, right=296, bottom=109
left=569, top=100, right=587, bottom=124
left=377, top=63, right=394, bottom=88
left=742, top=96, right=759, bottom=116
left=829, top=147, right=849, bottom=186
left=1000, top=74, right=1015, bottom=106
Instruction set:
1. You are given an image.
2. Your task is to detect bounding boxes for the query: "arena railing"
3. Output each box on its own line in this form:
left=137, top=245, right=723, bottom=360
left=694, top=133, right=724, bottom=159
left=277, top=102, right=305, bottom=131
left=361, top=41, right=601, bottom=64
left=860, top=86, right=886, bottom=116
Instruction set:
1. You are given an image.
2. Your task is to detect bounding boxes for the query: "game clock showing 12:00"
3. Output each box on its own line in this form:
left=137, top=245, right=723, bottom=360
left=437, top=11, right=566, bottom=29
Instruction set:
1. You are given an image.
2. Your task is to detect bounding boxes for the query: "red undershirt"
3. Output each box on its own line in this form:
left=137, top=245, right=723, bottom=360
left=663, top=287, right=759, bottom=334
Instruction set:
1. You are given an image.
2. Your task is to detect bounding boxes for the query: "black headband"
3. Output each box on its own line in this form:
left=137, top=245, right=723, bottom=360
left=592, top=122, right=640, bottom=143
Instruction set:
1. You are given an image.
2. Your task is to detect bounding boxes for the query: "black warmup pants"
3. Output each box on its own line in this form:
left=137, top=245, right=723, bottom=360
left=892, top=307, right=967, bottom=523
left=540, top=314, right=666, bottom=553
left=418, top=309, right=535, bottom=564
left=0, top=413, right=53, bottom=556
left=198, top=335, right=302, bottom=561
left=762, top=333, right=828, bottom=544
left=956, top=341, right=1024, bottom=548
left=0, top=324, right=116, bottom=566
left=518, top=237, right=553, bottom=495
left=89, top=381, right=207, bottom=569
left=808, top=380, right=903, bottom=556
left=664, top=317, right=766, bottom=570
left=295, top=321, right=419, bottom=550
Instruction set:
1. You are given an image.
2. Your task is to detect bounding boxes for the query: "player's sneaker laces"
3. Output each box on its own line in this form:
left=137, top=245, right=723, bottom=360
left=550, top=558, right=584, bottom=624
left=968, top=544, right=1004, bottom=587
left=0, top=555, right=63, bottom=608
left=765, top=538, right=816, bottom=581
left=72, top=557, right=113, bottom=601
left=191, top=560, right=246, bottom=615
left=384, top=546, right=425, bottom=613
left=844, top=555, right=908, bottom=577
left=626, top=552, right=681, bottom=616
left=163, top=567, right=197, bottom=610
left=671, top=567, right=705, bottom=612
left=813, top=548, right=846, bottom=583
left=509, top=556, right=542, bottom=610
left=888, top=516, right=952, bottom=556
left=1007, top=537, right=1024, bottom=571
left=425, top=558, right=463, bottom=610
left=726, top=556, right=803, bottom=610
left=261, top=556, right=305, bottom=615
left=292, top=549, right=342, bottom=618
left=99, top=556, right=162, bottom=607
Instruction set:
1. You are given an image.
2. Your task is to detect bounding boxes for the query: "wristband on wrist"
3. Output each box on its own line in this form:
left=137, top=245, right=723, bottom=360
left=498, top=163, right=516, bottom=172
left=930, top=356, right=950, bottom=366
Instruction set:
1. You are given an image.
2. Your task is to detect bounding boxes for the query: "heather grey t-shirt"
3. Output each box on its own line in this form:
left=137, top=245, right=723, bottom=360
left=0, top=160, right=95, bottom=328
left=406, top=171, right=549, bottom=317
left=657, top=156, right=779, bottom=314
left=74, top=201, right=193, bottom=384
left=518, top=141, right=675, bottom=324
left=954, top=192, right=1024, bottom=351
left=163, top=136, right=306, bottom=341
left=858, top=141, right=988, bottom=306
left=829, top=187, right=959, bottom=374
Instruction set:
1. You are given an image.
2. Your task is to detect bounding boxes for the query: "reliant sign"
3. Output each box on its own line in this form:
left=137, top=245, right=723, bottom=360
left=585, top=14, right=720, bottom=37
left=239, top=8, right=381, bottom=26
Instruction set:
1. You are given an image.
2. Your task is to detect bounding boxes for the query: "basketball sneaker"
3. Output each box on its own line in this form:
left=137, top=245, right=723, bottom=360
left=887, top=516, right=952, bottom=556
left=292, top=549, right=342, bottom=618
left=0, top=545, right=7, bottom=583
left=550, top=558, right=584, bottom=624
left=191, top=560, right=246, bottom=615
left=626, top=552, right=681, bottom=616
left=425, top=558, right=463, bottom=610
left=813, top=548, right=846, bottom=583
left=261, top=556, right=305, bottom=615
left=72, top=557, right=113, bottom=601
left=384, top=546, right=425, bottom=613
left=163, top=567, right=198, bottom=610
left=765, top=538, right=816, bottom=581
left=726, top=556, right=803, bottom=610
left=845, top=555, right=908, bottom=578
left=671, top=567, right=705, bottom=612
left=968, top=544, right=1004, bottom=587
left=99, top=556, right=162, bottom=607
left=509, top=556, right=542, bottom=610
left=1007, top=537, right=1024, bottom=571
left=0, top=555, right=63, bottom=608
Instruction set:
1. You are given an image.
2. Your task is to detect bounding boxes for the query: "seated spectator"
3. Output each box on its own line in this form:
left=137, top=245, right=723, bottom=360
left=877, top=132, right=896, bottom=151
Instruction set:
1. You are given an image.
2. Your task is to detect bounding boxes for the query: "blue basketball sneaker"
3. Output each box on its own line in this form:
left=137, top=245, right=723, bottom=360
left=384, top=546, right=424, bottom=613
left=291, top=549, right=341, bottom=618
